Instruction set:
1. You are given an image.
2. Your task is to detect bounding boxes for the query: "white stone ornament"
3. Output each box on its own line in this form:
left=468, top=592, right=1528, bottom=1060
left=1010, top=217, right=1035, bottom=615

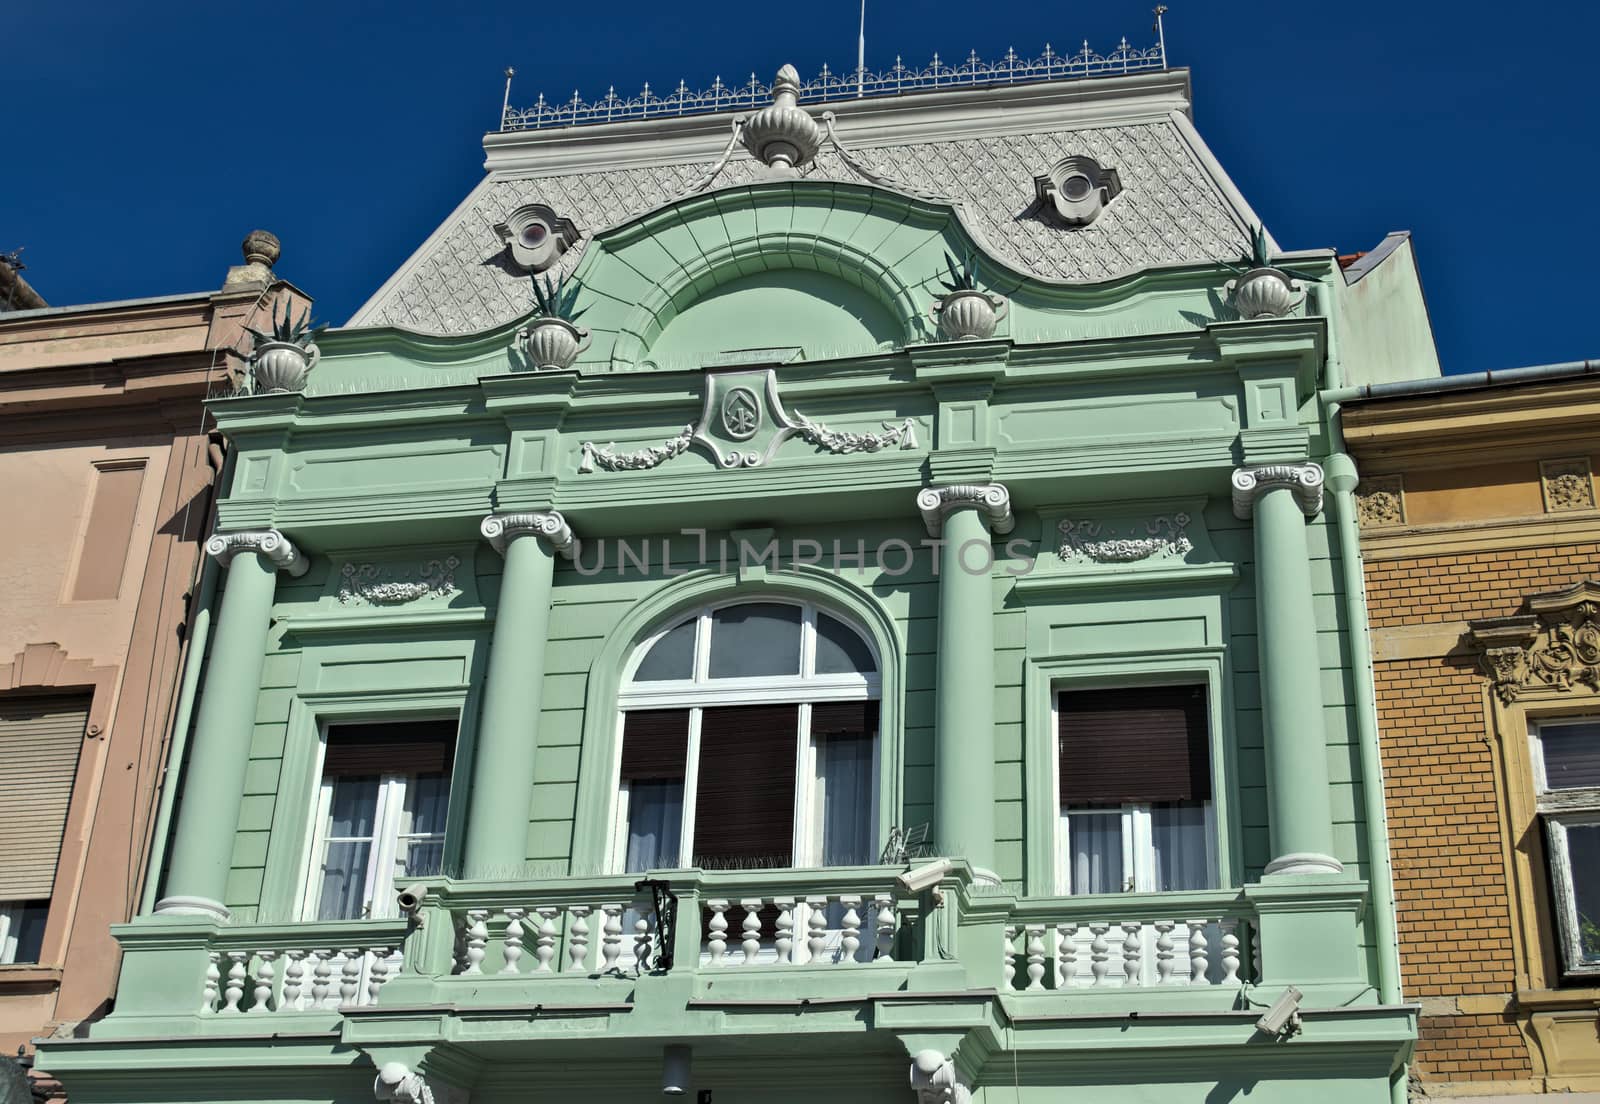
left=1227, top=268, right=1305, bottom=320
left=1230, top=463, right=1324, bottom=520
left=909, top=1051, right=972, bottom=1104
left=1059, top=514, right=1192, bottom=563
left=515, top=317, right=590, bottom=371
left=205, top=529, right=311, bottom=576
left=480, top=512, right=577, bottom=557
left=917, top=484, right=1015, bottom=538
left=931, top=289, right=1008, bottom=341
left=740, top=64, right=823, bottom=174
left=374, top=1063, right=435, bottom=1104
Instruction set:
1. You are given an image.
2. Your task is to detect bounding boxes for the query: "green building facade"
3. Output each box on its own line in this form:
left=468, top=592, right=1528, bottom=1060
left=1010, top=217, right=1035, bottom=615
left=38, top=54, right=1440, bottom=1104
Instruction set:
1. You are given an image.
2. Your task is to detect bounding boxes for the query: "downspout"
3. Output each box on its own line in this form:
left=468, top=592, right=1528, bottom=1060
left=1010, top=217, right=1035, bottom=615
left=139, top=443, right=234, bottom=914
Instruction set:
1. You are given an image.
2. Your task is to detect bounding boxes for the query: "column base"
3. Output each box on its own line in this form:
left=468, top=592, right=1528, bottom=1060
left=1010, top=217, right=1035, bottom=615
left=1264, top=852, right=1345, bottom=876
left=154, top=895, right=231, bottom=921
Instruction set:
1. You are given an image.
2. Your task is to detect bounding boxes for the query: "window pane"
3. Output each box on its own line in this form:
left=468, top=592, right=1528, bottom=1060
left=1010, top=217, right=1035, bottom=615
left=815, top=613, right=877, bottom=675
left=317, top=840, right=371, bottom=921
left=818, top=734, right=874, bottom=866
left=1541, top=723, right=1600, bottom=790
left=1150, top=803, right=1214, bottom=891
left=404, top=839, right=445, bottom=878
left=707, top=604, right=801, bottom=679
left=0, top=901, right=48, bottom=965
left=1066, top=813, right=1125, bottom=894
left=403, top=773, right=451, bottom=837
left=694, top=704, right=799, bottom=867
left=626, top=780, right=685, bottom=871
left=1568, top=823, right=1600, bottom=964
left=634, top=618, right=696, bottom=682
left=327, top=775, right=380, bottom=838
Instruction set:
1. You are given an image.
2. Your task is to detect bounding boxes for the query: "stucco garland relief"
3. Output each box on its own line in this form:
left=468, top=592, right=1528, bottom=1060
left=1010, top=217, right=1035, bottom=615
left=1354, top=475, right=1405, bottom=528
left=1469, top=581, right=1600, bottom=704
left=1541, top=457, right=1596, bottom=513
left=1058, top=513, right=1192, bottom=563
left=337, top=556, right=461, bottom=606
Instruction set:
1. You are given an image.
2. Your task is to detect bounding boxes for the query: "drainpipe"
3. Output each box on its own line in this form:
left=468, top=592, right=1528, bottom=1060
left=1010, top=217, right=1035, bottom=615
left=139, top=444, right=234, bottom=914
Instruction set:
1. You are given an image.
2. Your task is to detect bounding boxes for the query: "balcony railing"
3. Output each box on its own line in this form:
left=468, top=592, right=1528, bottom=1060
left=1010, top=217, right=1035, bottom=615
left=197, top=919, right=409, bottom=1015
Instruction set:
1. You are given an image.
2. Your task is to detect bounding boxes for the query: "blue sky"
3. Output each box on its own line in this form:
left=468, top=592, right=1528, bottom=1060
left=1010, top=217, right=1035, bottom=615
left=5, top=1, right=1595, bottom=374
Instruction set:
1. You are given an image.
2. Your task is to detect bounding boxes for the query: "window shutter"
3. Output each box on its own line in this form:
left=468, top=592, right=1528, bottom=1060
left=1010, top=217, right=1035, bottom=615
left=0, top=695, right=90, bottom=899
left=694, top=704, right=798, bottom=867
left=620, top=710, right=690, bottom=780
left=322, top=720, right=456, bottom=777
left=1058, top=686, right=1210, bottom=805
left=809, top=700, right=879, bottom=739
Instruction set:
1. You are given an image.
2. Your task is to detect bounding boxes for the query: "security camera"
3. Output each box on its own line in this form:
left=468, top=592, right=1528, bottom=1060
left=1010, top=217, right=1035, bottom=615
left=1254, top=985, right=1303, bottom=1037
left=896, top=858, right=954, bottom=895
left=396, top=883, right=429, bottom=923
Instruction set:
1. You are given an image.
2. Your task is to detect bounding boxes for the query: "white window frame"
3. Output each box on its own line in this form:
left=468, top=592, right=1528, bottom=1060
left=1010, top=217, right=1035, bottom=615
left=0, top=900, right=47, bottom=965
left=1530, top=719, right=1600, bottom=977
left=609, top=600, right=881, bottom=874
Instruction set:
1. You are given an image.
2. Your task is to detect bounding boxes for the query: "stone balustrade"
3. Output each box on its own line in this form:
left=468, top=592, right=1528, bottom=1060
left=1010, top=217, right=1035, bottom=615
left=701, top=890, right=898, bottom=967
left=201, top=939, right=404, bottom=1014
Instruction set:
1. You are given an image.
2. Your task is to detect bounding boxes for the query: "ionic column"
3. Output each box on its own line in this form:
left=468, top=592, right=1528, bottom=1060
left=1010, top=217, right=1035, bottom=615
left=1231, top=464, right=1343, bottom=876
left=464, top=512, right=576, bottom=877
left=157, top=530, right=309, bottom=920
left=917, top=484, right=1013, bottom=884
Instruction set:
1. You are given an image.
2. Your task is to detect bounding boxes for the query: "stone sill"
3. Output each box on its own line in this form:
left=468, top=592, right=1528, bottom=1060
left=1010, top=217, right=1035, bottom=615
left=1515, top=984, right=1600, bottom=1010
left=0, top=963, right=64, bottom=988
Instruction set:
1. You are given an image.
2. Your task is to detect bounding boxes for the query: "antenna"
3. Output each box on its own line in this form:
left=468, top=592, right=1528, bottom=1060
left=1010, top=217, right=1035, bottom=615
left=857, top=0, right=866, bottom=96
left=1152, top=5, right=1169, bottom=68
left=501, top=67, right=516, bottom=131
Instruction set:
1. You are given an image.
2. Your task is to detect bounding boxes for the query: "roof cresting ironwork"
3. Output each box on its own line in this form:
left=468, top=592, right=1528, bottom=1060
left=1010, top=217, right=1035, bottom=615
left=499, top=35, right=1169, bottom=133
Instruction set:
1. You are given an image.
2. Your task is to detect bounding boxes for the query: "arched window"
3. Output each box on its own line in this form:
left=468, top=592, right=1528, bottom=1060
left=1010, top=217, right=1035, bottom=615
left=612, top=601, right=880, bottom=873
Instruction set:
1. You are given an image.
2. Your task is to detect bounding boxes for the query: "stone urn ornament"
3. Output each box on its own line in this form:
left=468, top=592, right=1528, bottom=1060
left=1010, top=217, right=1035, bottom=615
left=515, top=271, right=590, bottom=371
left=1224, top=225, right=1322, bottom=320
left=238, top=299, right=323, bottom=393
left=740, top=64, right=823, bottom=175
left=931, top=250, right=1008, bottom=341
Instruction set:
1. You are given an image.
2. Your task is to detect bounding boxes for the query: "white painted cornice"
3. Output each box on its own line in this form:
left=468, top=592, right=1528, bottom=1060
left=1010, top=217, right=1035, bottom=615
left=204, top=529, right=310, bottom=576
left=480, top=511, right=577, bottom=557
left=917, top=484, right=1015, bottom=538
left=1230, top=463, right=1325, bottom=520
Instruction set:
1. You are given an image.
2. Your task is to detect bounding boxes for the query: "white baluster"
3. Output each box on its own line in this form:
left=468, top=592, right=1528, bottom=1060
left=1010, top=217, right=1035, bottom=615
left=282, top=950, right=306, bottom=1011
left=840, top=896, right=863, bottom=965
left=740, top=900, right=763, bottom=965
left=1088, top=923, right=1111, bottom=987
left=310, top=950, right=333, bottom=1008
left=462, top=909, right=489, bottom=975
left=249, top=951, right=277, bottom=1013
left=202, top=952, right=221, bottom=1013
left=338, top=948, right=362, bottom=1005
left=1221, top=920, right=1241, bottom=985
left=536, top=907, right=560, bottom=972
left=499, top=908, right=526, bottom=975
left=873, top=894, right=896, bottom=962
left=567, top=906, right=592, bottom=973
left=1251, top=921, right=1262, bottom=982
left=805, top=897, right=828, bottom=964
left=706, top=901, right=730, bottom=966
left=601, top=905, right=624, bottom=973
left=633, top=910, right=653, bottom=966
left=774, top=899, right=795, bottom=965
left=1056, top=923, right=1078, bottom=989
left=1001, top=925, right=1018, bottom=990
left=1121, top=922, right=1142, bottom=987
left=1187, top=919, right=1208, bottom=985
left=1025, top=925, right=1046, bottom=991
left=222, top=951, right=248, bottom=1013
left=367, top=947, right=392, bottom=1004
left=1154, top=921, right=1176, bottom=985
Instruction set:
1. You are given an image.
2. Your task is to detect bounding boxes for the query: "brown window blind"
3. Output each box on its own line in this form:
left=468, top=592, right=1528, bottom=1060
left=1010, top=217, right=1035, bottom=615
left=322, top=720, right=457, bottom=777
left=693, top=704, right=798, bottom=868
left=1058, top=686, right=1210, bottom=805
left=0, top=695, right=90, bottom=899
left=620, top=709, right=690, bottom=780
left=809, top=700, right=879, bottom=740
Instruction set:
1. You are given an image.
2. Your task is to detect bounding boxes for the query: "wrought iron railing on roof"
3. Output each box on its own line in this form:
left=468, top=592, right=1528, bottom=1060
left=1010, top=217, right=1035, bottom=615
left=500, top=39, right=1167, bottom=132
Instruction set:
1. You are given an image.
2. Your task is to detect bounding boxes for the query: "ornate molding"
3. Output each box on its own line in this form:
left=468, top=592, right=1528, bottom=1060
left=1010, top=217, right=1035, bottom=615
left=579, top=425, right=693, bottom=473
left=1354, top=475, right=1405, bottom=528
left=792, top=412, right=918, bottom=455
left=1058, top=513, right=1192, bottom=564
left=1469, top=580, right=1600, bottom=705
left=917, top=484, right=1014, bottom=538
left=909, top=1051, right=971, bottom=1104
left=374, top=1063, right=434, bottom=1104
left=338, top=556, right=461, bottom=606
left=1541, top=457, right=1596, bottom=513
left=1230, top=463, right=1324, bottom=520
left=480, top=512, right=576, bottom=558
left=204, top=529, right=310, bottom=576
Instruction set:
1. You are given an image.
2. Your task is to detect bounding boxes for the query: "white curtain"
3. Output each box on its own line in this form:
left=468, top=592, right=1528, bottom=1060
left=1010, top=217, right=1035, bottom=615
left=1067, top=812, right=1124, bottom=894
left=1150, top=803, right=1213, bottom=891
left=625, top=780, right=684, bottom=872
left=818, top=735, right=873, bottom=866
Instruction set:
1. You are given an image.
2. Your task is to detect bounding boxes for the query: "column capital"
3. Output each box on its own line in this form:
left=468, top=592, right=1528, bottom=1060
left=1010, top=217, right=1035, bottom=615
left=1230, top=463, right=1324, bottom=521
left=916, top=483, right=1014, bottom=538
left=204, top=529, right=309, bottom=576
left=480, top=511, right=576, bottom=557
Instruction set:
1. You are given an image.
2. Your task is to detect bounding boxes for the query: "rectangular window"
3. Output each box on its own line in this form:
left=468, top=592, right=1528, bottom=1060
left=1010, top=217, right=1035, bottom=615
left=0, top=901, right=48, bottom=965
left=300, top=720, right=455, bottom=922
left=0, top=695, right=90, bottom=910
left=1057, top=685, right=1215, bottom=894
left=1533, top=720, right=1600, bottom=976
left=71, top=460, right=146, bottom=601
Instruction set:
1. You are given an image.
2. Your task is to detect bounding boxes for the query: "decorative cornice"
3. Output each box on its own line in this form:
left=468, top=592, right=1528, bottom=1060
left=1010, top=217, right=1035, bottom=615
left=204, top=529, right=310, bottom=576
left=1468, top=579, right=1600, bottom=704
left=1058, top=513, right=1191, bottom=564
left=1230, top=463, right=1324, bottom=520
left=910, top=1051, right=972, bottom=1104
left=480, top=512, right=576, bottom=557
left=917, top=483, right=1014, bottom=538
